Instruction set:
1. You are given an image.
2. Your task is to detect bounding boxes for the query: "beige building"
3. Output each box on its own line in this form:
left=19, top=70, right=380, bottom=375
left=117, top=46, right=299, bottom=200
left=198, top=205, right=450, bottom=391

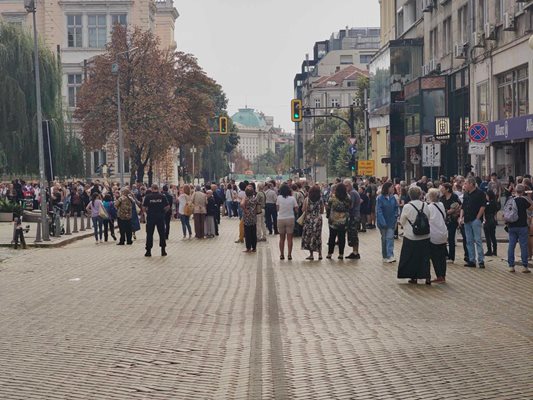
left=231, top=108, right=281, bottom=163
left=0, top=0, right=179, bottom=180
left=293, top=27, right=380, bottom=175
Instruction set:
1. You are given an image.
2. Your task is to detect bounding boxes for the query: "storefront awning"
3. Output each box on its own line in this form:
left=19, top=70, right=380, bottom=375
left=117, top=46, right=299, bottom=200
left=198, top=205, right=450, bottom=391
left=488, top=114, right=533, bottom=143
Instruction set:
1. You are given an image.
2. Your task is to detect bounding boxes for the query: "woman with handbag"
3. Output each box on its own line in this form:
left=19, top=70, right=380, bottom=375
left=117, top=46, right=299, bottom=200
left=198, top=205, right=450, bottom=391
left=191, top=185, right=207, bottom=239
left=86, top=192, right=104, bottom=244
left=326, top=183, right=351, bottom=260
left=177, top=184, right=192, bottom=239
left=301, top=185, right=324, bottom=260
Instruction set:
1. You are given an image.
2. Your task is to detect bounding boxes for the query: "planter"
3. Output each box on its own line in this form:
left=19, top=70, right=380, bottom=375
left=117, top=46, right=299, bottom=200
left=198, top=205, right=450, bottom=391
left=0, top=212, right=13, bottom=222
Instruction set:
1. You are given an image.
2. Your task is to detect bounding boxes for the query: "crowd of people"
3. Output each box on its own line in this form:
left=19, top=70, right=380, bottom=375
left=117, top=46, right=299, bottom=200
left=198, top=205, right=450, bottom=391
left=1, top=172, right=532, bottom=283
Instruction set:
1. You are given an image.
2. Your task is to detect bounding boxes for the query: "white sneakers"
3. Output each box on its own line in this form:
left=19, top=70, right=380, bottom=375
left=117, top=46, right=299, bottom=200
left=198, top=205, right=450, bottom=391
left=383, top=257, right=396, bottom=263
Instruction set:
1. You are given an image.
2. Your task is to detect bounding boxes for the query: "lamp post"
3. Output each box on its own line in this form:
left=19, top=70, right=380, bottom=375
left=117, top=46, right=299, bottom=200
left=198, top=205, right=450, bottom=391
left=112, top=47, right=138, bottom=186
left=190, top=146, right=197, bottom=184
left=25, top=0, right=49, bottom=241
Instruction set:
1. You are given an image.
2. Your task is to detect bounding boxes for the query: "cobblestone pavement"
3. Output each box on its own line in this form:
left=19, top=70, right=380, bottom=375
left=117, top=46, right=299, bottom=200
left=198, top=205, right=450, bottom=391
left=0, top=218, right=531, bottom=399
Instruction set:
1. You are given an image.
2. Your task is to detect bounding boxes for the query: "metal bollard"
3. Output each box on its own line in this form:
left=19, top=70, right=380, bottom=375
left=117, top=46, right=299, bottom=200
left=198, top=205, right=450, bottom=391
left=65, top=215, right=71, bottom=235
left=43, top=217, right=50, bottom=241
left=34, top=220, right=42, bottom=243
left=80, top=214, right=85, bottom=231
left=12, top=223, right=16, bottom=245
left=73, top=214, right=78, bottom=233
left=87, top=215, right=91, bottom=229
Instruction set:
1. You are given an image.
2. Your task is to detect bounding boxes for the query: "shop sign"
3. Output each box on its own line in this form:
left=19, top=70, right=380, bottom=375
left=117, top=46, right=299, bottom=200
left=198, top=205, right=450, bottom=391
left=488, top=114, right=533, bottom=143
left=422, top=143, right=441, bottom=167
left=358, top=160, right=375, bottom=176
left=468, top=142, right=488, bottom=155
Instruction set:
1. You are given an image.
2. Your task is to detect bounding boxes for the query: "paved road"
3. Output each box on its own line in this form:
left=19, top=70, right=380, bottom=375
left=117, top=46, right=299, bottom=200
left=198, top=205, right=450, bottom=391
left=0, top=218, right=531, bottom=399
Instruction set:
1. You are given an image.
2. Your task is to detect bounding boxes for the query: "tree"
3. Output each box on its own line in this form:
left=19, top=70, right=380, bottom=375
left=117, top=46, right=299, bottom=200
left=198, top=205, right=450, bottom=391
left=75, top=26, right=193, bottom=183
left=0, top=23, right=83, bottom=177
left=328, top=132, right=350, bottom=178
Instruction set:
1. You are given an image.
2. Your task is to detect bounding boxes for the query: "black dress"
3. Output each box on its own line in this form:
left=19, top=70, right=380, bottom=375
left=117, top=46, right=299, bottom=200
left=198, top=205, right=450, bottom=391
left=397, top=237, right=431, bottom=280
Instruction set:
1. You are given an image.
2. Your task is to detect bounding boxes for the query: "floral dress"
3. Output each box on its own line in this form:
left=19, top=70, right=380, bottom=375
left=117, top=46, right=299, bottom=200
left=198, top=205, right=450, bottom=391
left=302, top=199, right=323, bottom=252
left=243, top=196, right=258, bottom=226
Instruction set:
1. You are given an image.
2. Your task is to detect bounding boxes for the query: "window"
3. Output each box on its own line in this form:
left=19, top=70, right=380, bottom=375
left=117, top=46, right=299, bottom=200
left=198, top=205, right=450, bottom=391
left=458, top=6, right=468, bottom=44
left=111, top=14, right=127, bottom=27
left=478, top=0, right=488, bottom=29
left=88, top=14, right=107, bottom=48
left=497, top=66, right=529, bottom=119
left=443, top=17, right=452, bottom=55
left=314, top=98, right=321, bottom=108
left=67, top=74, right=82, bottom=107
left=477, top=81, right=488, bottom=122
left=397, top=9, right=404, bottom=36
left=359, top=54, right=372, bottom=64
left=429, top=28, right=438, bottom=59
left=67, top=14, right=82, bottom=48
left=340, top=55, right=353, bottom=65
left=330, top=98, right=340, bottom=108
left=496, top=0, right=504, bottom=23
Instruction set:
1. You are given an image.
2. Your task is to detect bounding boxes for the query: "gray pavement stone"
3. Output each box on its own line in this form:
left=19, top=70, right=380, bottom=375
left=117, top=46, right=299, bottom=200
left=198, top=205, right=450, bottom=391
left=0, top=218, right=531, bottom=399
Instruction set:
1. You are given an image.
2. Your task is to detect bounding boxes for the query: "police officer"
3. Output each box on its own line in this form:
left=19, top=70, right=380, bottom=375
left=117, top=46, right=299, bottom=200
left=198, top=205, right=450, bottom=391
left=142, top=184, right=169, bottom=257
left=162, top=185, right=174, bottom=240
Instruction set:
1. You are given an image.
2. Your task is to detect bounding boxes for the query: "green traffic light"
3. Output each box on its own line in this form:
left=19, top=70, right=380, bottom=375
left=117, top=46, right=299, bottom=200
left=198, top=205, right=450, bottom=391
left=294, top=113, right=299, bottom=118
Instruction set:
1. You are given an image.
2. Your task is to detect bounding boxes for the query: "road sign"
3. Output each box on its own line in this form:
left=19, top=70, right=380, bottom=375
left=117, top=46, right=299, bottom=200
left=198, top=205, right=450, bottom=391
left=358, top=160, right=375, bottom=176
left=349, top=137, right=356, bottom=145
left=422, top=143, right=441, bottom=167
left=468, top=142, right=488, bottom=155
left=468, top=123, right=488, bottom=143
left=348, top=146, right=357, bottom=155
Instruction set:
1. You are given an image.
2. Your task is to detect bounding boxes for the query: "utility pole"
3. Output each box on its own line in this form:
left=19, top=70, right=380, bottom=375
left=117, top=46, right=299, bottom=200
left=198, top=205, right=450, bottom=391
left=25, top=0, right=49, bottom=241
left=190, top=146, right=197, bottom=184
left=112, top=47, right=138, bottom=186
left=364, top=88, right=369, bottom=160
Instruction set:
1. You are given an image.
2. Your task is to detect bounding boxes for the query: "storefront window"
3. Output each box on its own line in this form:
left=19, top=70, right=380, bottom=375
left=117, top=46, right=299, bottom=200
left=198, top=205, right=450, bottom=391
left=494, top=143, right=526, bottom=179
left=422, top=90, right=445, bottom=135
left=497, top=66, right=529, bottom=120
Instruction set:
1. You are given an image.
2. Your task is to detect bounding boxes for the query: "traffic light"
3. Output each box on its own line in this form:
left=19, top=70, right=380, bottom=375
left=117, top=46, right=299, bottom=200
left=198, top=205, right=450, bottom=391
left=219, top=116, right=228, bottom=134
left=291, top=99, right=303, bottom=122
left=348, top=154, right=356, bottom=171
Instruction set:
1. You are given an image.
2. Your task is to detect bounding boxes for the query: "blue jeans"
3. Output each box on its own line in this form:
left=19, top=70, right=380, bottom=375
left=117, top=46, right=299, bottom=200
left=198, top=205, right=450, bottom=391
left=92, top=216, right=103, bottom=241
left=179, top=214, right=192, bottom=236
left=225, top=200, right=234, bottom=217
left=379, top=227, right=395, bottom=259
left=508, top=226, right=529, bottom=267
left=464, top=219, right=484, bottom=264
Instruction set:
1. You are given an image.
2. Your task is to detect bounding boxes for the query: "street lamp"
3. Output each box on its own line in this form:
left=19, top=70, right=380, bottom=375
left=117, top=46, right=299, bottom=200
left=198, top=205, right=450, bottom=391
left=190, top=146, right=197, bottom=184
left=24, top=0, right=49, bottom=241
left=112, top=47, right=138, bottom=186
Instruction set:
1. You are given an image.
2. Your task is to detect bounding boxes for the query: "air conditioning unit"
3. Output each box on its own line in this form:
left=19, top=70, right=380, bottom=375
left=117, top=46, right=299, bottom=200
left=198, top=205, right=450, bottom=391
left=454, top=43, right=467, bottom=59
left=484, top=23, right=496, bottom=40
left=472, top=31, right=484, bottom=48
left=503, top=12, right=516, bottom=31
left=422, top=0, right=434, bottom=12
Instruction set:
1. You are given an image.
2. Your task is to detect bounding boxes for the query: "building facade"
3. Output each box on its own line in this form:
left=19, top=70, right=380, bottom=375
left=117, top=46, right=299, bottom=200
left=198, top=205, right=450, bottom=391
left=0, top=0, right=179, bottom=180
left=293, top=27, right=381, bottom=173
left=370, top=0, right=533, bottom=181
left=231, top=108, right=280, bottom=163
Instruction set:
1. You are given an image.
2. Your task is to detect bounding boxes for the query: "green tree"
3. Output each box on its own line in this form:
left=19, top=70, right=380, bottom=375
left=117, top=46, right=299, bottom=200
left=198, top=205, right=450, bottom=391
left=0, top=23, right=83, bottom=177
left=328, top=132, right=350, bottom=178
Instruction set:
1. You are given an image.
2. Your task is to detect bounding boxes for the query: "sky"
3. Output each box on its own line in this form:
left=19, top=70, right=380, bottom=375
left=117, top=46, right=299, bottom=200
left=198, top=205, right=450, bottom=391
left=174, top=0, right=380, bottom=133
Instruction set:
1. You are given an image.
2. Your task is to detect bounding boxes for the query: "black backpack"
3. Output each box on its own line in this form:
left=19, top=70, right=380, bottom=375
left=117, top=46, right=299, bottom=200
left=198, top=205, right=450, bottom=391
left=408, top=203, right=430, bottom=235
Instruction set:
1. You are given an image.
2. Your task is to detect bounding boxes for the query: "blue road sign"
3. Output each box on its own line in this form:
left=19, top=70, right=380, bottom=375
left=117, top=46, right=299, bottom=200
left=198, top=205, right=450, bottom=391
left=349, top=146, right=357, bottom=155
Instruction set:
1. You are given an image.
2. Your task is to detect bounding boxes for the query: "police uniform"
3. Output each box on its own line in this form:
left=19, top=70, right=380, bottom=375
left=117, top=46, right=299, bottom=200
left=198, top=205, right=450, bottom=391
left=143, top=191, right=169, bottom=255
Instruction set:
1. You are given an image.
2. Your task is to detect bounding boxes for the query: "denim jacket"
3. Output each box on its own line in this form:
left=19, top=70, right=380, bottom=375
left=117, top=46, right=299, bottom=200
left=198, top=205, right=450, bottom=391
left=376, top=194, right=398, bottom=229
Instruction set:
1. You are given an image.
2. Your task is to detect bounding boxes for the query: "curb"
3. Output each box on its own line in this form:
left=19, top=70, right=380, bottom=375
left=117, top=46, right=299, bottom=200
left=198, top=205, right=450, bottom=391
left=0, top=231, right=95, bottom=249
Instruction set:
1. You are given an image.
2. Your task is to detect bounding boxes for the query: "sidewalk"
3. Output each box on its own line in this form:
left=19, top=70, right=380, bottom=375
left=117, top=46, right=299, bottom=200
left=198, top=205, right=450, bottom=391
left=0, top=214, right=97, bottom=248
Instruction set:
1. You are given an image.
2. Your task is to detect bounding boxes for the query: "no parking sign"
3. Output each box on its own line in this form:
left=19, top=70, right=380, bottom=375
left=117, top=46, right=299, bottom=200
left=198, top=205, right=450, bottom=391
left=468, top=123, right=488, bottom=143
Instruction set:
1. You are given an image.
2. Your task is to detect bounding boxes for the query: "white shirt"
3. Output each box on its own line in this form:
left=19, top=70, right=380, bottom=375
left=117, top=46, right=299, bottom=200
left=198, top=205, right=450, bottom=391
left=399, top=200, right=431, bottom=241
left=276, top=195, right=298, bottom=220
left=178, top=194, right=189, bottom=214
left=428, top=202, right=448, bottom=245
left=225, top=189, right=234, bottom=202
